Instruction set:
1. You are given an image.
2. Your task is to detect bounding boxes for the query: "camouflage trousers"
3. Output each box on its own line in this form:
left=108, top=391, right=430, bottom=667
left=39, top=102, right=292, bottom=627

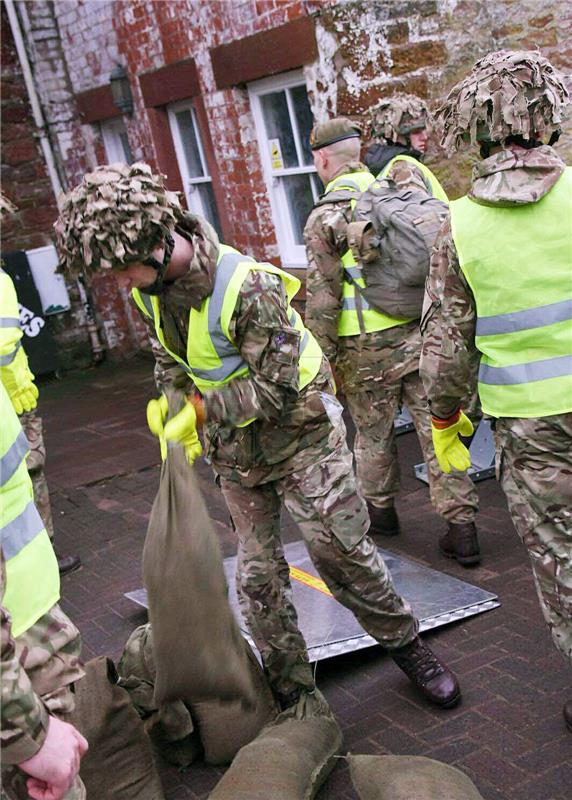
left=1, top=604, right=85, bottom=800
left=494, top=413, right=572, bottom=665
left=221, top=436, right=418, bottom=697
left=20, top=411, right=55, bottom=541
left=337, top=324, right=478, bottom=522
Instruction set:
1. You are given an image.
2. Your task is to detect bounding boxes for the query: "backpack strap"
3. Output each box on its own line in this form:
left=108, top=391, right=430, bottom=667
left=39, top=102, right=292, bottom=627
left=312, top=188, right=358, bottom=209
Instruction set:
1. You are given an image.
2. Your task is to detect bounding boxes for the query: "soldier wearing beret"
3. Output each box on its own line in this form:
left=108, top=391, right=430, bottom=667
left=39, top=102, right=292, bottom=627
left=55, top=163, right=461, bottom=713
left=303, top=118, right=480, bottom=565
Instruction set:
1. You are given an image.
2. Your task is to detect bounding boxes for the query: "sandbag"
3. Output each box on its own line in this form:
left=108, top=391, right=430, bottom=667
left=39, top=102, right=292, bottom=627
left=117, top=624, right=202, bottom=767
left=193, top=640, right=278, bottom=765
left=68, top=656, right=165, bottom=800
left=349, top=754, right=485, bottom=800
left=118, top=622, right=277, bottom=767
left=209, top=690, right=343, bottom=800
left=142, top=442, right=255, bottom=706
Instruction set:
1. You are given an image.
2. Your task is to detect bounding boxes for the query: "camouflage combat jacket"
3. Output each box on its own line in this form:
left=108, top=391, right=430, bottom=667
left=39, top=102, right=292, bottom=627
left=0, top=550, right=83, bottom=764
left=138, top=216, right=335, bottom=487
left=304, top=160, right=427, bottom=370
left=420, top=145, right=567, bottom=419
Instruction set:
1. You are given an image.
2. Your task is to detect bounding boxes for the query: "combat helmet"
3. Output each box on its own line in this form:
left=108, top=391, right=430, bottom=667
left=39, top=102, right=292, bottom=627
left=436, top=50, right=570, bottom=154
left=369, top=93, right=432, bottom=146
left=54, top=162, right=183, bottom=284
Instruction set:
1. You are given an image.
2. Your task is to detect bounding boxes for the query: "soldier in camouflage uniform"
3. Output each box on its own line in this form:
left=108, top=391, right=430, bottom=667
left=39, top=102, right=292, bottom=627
left=364, top=93, right=447, bottom=197
left=304, top=118, right=480, bottom=564
left=55, top=162, right=461, bottom=711
left=1, top=387, right=87, bottom=798
left=0, top=196, right=80, bottom=577
left=419, top=50, right=572, bottom=731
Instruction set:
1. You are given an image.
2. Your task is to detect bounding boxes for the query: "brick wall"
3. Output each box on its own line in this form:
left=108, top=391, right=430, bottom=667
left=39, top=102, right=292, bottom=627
left=2, top=0, right=570, bottom=363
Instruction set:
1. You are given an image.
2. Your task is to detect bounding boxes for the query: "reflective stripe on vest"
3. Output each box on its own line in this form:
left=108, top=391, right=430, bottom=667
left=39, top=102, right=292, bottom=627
left=0, top=341, right=20, bottom=366
left=0, top=384, right=59, bottom=637
left=379, top=154, right=449, bottom=202
left=0, top=317, right=20, bottom=328
left=132, top=245, right=322, bottom=404
left=450, top=167, right=572, bottom=418
left=322, top=171, right=413, bottom=336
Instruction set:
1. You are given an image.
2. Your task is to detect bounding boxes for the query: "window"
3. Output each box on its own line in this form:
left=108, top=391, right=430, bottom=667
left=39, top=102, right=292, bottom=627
left=168, top=100, right=222, bottom=238
left=101, top=118, right=133, bottom=164
left=249, top=71, right=321, bottom=267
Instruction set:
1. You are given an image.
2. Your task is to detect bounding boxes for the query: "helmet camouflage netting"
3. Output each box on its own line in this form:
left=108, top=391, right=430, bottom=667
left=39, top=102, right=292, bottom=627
left=436, top=50, right=571, bottom=154
left=54, top=162, right=182, bottom=277
left=369, top=93, right=432, bottom=144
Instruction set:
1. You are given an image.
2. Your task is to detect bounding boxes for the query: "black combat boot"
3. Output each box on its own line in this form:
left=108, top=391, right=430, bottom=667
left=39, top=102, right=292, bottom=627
left=57, top=553, right=82, bottom=576
left=391, top=637, right=461, bottom=708
left=564, top=700, right=572, bottom=733
left=439, top=522, right=481, bottom=566
left=368, top=502, right=400, bottom=536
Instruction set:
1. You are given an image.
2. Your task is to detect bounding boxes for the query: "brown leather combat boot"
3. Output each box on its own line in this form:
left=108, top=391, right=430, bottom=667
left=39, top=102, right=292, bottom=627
left=391, top=637, right=461, bottom=708
left=439, top=522, right=481, bottom=567
left=368, top=502, right=400, bottom=537
left=564, top=700, right=572, bottom=733
left=57, top=553, right=82, bottom=576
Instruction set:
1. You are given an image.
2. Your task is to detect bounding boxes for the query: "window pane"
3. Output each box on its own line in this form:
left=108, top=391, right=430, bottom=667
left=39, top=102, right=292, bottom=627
left=281, top=174, right=315, bottom=245
left=196, top=183, right=222, bottom=240
left=290, top=85, right=314, bottom=166
left=260, top=91, right=298, bottom=168
left=175, top=110, right=204, bottom=177
left=119, top=132, right=133, bottom=165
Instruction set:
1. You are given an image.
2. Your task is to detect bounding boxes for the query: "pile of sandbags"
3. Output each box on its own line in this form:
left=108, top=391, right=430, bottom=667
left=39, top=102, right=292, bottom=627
left=117, top=622, right=277, bottom=767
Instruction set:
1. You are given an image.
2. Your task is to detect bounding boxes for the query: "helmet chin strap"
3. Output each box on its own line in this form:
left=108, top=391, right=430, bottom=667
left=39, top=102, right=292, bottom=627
left=143, top=233, right=175, bottom=295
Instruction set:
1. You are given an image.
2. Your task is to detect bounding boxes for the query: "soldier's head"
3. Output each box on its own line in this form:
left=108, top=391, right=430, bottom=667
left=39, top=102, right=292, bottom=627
left=310, top=117, right=362, bottom=183
left=54, top=162, right=187, bottom=294
left=436, top=50, right=570, bottom=157
left=369, top=93, right=432, bottom=154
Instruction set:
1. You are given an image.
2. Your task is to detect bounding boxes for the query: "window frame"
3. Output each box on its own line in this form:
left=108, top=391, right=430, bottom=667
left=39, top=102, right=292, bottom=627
left=167, top=98, right=221, bottom=235
left=100, top=117, right=133, bottom=165
left=249, top=70, right=319, bottom=268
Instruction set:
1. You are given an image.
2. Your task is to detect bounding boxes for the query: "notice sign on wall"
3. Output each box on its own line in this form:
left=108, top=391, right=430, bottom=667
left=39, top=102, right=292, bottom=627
left=269, top=138, right=284, bottom=170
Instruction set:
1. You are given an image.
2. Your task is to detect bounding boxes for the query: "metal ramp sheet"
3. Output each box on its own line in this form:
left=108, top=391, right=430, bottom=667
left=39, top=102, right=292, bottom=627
left=126, top=540, right=499, bottom=662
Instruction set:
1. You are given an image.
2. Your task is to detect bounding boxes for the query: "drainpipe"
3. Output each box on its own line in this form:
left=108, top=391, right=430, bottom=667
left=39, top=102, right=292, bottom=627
left=5, top=0, right=105, bottom=363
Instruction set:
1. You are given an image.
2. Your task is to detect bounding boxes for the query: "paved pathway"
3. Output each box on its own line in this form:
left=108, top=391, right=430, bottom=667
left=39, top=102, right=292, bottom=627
left=40, top=355, right=571, bottom=800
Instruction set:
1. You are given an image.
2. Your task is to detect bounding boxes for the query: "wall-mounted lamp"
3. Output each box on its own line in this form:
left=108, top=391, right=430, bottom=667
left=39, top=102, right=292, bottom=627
left=110, top=64, right=134, bottom=116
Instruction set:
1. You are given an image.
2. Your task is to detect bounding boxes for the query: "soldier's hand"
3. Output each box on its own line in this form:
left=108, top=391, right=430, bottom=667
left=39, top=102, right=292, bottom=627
left=18, top=715, right=88, bottom=800
left=431, top=410, right=473, bottom=473
left=163, top=400, right=203, bottom=465
left=146, top=393, right=169, bottom=460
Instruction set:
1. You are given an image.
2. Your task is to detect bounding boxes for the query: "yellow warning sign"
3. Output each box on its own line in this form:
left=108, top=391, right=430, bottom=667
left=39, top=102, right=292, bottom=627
left=269, top=137, right=284, bottom=170
left=289, top=566, right=332, bottom=597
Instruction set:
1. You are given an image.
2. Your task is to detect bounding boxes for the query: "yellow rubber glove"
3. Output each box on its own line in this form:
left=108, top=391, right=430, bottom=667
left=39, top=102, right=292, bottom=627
left=431, top=410, right=474, bottom=473
left=163, top=401, right=203, bottom=466
left=0, top=348, right=39, bottom=414
left=146, top=394, right=169, bottom=460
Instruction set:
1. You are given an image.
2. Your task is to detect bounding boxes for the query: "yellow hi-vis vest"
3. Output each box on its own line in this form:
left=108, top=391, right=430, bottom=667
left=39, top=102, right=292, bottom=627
left=132, top=245, right=323, bottom=420
left=0, top=383, right=59, bottom=637
left=379, top=154, right=449, bottom=202
left=323, top=172, right=413, bottom=336
left=450, top=167, right=572, bottom=419
left=0, top=269, right=23, bottom=369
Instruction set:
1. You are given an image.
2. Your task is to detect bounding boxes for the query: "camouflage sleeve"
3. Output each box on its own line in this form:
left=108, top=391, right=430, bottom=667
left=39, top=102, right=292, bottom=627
left=1, top=602, right=49, bottom=764
left=385, top=160, right=432, bottom=194
left=419, top=216, right=480, bottom=418
left=203, top=270, right=301, bottom=427
left=135, top=302, right=194, bottom=395
left=303, top=204, right=350, bottom=363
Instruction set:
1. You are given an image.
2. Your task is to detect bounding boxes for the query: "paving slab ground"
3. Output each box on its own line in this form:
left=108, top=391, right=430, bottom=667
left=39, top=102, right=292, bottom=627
left=39, top=355, right=571, bottom=800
